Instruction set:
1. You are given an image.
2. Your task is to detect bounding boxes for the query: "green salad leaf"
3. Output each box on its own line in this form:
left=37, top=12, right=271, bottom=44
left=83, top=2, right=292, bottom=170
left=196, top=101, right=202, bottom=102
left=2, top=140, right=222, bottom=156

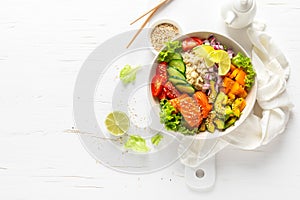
left=119, top=64, right=141, bottom=84
left=158, top=41, right=182, bottom=63
left=159, top=99, right=182, bottom=131
left=124, top=135, right=149, bottom=152
left=151, top=133, right=163, bottom=146
left=231, top=52, right=256, bottom=89
left=177, top=124, right=199, bottom=135
left=159, top=99, right=198, bottom=135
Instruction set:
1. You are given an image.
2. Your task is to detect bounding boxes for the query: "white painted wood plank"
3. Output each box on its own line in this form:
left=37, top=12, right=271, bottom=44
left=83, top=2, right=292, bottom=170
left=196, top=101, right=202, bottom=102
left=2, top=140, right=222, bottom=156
left=0, top=0, right=300, bottom=199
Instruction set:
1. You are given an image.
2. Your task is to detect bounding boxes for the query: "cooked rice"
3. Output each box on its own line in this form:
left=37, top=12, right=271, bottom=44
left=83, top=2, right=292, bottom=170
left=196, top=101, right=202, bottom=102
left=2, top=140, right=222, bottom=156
left=182, top=51, right=209, bottom=90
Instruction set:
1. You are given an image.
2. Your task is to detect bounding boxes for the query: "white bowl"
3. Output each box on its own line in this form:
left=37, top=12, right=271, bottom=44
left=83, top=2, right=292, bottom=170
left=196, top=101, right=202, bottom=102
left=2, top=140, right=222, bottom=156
left=148, top=19, right=183, bottom=55
left=148, top=31, right=257, bottom=139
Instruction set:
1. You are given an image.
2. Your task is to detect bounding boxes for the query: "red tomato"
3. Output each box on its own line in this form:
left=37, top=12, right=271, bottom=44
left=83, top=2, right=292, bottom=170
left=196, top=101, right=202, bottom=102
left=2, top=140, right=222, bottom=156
left=151, top=75, right=165, bottom=97
left=191, top=37, right=203, bottom=45
left=164, top=81, right=180, bottom=99
left=182, top=37, right=203, bottom=52
left=158, top=89, right=167, bottom=100
left=156, top=62, right=168, bottom=78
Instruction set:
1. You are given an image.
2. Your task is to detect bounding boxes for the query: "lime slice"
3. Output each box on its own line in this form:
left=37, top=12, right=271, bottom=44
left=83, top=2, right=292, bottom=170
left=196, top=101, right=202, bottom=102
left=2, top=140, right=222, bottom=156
left=207, top=50, right=231, bottom=75
left=105, top=111, right=130, bottom=136
left=193, top=45, right=215, bottom=67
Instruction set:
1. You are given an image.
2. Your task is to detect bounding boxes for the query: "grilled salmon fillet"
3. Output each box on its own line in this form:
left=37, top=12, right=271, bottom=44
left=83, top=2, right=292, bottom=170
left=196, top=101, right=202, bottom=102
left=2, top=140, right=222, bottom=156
left=176, top=95, right=203, bottom=128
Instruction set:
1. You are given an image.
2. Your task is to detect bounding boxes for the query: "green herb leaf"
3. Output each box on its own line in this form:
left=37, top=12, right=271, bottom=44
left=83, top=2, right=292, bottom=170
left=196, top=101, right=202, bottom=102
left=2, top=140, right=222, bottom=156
left=151, top=133, right=163, bottom=146
left=119, top=64, right=141, bottom=84
left=124, top=135, right=149, bottom=152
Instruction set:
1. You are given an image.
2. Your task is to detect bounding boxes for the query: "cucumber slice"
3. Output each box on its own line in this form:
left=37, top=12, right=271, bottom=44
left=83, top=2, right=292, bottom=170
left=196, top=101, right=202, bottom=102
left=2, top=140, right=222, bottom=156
left=172, top=53, right=182, bottom=60
left=168, top=76, right=188, bottom=85
left=175, top=83, right=195, bottom=94
left=167, top=66, right=185, bottom=80
left=169, top=59, right=186, bottom=74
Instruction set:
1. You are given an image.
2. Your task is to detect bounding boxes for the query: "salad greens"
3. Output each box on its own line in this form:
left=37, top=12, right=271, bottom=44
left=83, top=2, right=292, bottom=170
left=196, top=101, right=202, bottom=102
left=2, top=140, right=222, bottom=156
left=158, top=41, right=182, bottom=63
left=151, top=133, right=163, bottom=146
left=159, top=99, right=198, bottom=135
left=232, top=52, right=256, bottom=89
left=159, top=99, right=181, bottom=131
left=119, top=64, right=141, bottom=84
left=177, top=125, right=199, bottom=135
left=124, top=135, right=149, bottom=152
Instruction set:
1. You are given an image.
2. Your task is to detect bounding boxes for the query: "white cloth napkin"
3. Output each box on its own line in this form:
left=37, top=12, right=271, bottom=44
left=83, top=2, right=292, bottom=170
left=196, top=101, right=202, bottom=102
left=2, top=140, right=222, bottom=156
left=179, top=22, right=294, bottom=167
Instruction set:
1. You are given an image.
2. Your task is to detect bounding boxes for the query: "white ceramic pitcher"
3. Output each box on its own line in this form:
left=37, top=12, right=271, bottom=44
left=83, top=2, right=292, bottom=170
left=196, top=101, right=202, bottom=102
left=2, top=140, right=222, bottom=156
left=221, top=0, right=257, bottom=29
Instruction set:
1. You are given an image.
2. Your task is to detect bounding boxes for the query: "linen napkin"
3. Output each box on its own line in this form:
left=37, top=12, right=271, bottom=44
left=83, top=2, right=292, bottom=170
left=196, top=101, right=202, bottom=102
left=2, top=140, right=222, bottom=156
left=179, top=22, right=294, bottom=167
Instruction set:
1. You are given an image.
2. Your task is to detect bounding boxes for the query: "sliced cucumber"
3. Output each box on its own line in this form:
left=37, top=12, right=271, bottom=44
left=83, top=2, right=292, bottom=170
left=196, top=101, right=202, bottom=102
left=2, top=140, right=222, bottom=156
left=171, top=53, right=182, bottom=60
left=169, top=59, right=186, bottom=74
left=175, top=83, right=195, bottom=94
left=168, top=76, right=188, bottom=85
left=167, top=66, right=185, bottom=80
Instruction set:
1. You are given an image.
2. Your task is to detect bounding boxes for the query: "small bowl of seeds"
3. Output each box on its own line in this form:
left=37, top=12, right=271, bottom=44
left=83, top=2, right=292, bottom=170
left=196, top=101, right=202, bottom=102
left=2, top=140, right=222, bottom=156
left=148, top=19, right=183, bottom=54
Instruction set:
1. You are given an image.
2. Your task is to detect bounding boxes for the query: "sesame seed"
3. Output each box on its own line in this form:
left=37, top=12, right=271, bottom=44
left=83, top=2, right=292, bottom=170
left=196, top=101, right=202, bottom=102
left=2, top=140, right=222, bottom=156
left=150, top=23, right=179, bottom=51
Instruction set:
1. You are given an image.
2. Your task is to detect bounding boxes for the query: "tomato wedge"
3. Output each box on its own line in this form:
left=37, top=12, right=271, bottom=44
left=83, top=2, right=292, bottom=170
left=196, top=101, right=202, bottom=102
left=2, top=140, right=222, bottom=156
left=156, top=62, right=168, bottom=77
left=163, top=81, right=180, bottom=99
left=191, top=37, right=203, bottom=45
left=151, top=75, right=166, bottom=97
left=158, top=89, right=167, bottom=100
left=182, top=37, right=203, bottom=52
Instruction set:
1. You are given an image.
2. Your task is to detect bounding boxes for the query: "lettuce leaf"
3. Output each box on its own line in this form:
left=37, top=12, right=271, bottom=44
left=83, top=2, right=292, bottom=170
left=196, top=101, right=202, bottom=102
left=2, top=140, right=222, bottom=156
left=159, top=99, right=197, bottom=135
left=177, top=124, right=199, bottom=135
left=158, top=41, right=182, bottom=63
left=124, top=135, right=149, bottom=152
left=159, top=99, right=182, bottom=131
left=151, top=133, right=163, bottom=146
left=119, top=64, right=141, bottom=84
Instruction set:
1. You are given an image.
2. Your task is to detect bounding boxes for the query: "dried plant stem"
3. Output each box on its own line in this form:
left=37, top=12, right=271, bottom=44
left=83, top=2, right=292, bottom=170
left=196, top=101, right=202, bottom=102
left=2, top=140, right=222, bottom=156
left=126, top=7, right=159, bottom=48
left=130, top=0, right=169, bottom=25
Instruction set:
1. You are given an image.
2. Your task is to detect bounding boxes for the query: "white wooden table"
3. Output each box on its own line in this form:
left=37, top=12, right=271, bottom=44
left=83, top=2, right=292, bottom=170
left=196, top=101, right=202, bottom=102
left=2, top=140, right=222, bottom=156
left=1, top=0, right=300, bottom=199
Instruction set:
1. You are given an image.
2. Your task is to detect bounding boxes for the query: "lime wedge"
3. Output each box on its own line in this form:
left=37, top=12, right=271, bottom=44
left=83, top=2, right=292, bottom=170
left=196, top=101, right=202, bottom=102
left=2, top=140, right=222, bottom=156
left=105, top=111, right=130, bottom=136
left=193, top=45, right=215, bottom=67
left=207, top=50, right=231, bottom=75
